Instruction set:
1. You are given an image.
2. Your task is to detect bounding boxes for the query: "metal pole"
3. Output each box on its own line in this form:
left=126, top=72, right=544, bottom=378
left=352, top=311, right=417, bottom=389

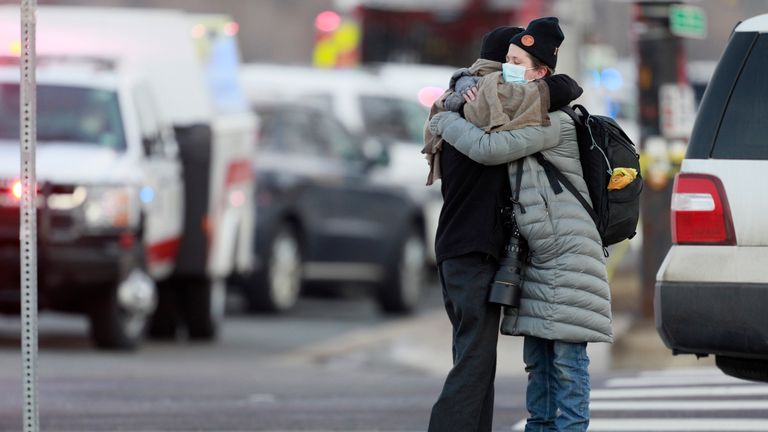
left=19, top=1, right=39, bottom=431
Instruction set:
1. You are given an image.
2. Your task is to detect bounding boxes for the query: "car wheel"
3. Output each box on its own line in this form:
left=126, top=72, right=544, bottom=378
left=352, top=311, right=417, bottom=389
left=246, top=225, right=302, bottom=313
left=89, top=269, right=157, bottom=350
left=377, top=228, right=426, bottom=314
left=716, top=356, right=768, bottom=383
left=183, top=277, right=227, bottom=341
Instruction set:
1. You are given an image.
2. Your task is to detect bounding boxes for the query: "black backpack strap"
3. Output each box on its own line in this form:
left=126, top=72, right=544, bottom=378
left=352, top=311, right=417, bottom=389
left=533, top=153, right=563, bottom=194
left=559, top=106, right=581, bottom=127
left=511, top=158, right=526, bottom=214
left=572, top=104, right=591, bottom=119
left=534, top=153, right=599, bottom=225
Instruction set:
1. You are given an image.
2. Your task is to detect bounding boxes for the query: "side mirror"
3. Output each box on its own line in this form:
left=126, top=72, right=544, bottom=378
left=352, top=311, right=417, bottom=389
left=142, top=132, right=169, bottom=158
left=142, top=136, right=155, bottom=157
left=362, top=137, right=390, bottom=168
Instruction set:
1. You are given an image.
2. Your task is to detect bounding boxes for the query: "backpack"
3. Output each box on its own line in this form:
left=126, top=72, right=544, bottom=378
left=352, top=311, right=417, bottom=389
left=531, top=104, right=642, bottom=248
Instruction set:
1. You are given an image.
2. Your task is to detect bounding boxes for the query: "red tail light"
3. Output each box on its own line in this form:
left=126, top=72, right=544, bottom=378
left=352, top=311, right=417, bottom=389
left=671, top=173, right=735, bottom=245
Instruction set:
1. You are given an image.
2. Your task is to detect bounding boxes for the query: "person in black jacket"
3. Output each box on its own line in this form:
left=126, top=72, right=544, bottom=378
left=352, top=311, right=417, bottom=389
left=426, top=26, right=583, bottom=432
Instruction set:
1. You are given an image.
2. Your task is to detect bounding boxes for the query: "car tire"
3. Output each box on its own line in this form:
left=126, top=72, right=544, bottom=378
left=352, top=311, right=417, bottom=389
left=377, top=228, right=426, bottom=315
left=716, top=356, right=768, bottom=383
left=89, top=268, right=157, bottom=350
left=246, top=225, right=302, bottom=313
left=182, top=277, right=227, bottom=341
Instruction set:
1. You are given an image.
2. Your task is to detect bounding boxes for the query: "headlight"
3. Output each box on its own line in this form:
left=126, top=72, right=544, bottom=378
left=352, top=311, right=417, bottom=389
left=47, top=186, right=87, bottom=210
left=83, top=186, right=139, bottom=230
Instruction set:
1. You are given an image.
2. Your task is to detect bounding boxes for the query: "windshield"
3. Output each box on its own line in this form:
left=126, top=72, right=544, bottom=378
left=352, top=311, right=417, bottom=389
left=0, top=84, right=127, bottom=150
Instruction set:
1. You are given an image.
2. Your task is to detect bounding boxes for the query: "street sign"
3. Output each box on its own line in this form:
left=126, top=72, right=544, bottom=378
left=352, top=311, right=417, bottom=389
left=659, top=83, right=696, bottom=139
left=669, top=4, right=707, bottom=39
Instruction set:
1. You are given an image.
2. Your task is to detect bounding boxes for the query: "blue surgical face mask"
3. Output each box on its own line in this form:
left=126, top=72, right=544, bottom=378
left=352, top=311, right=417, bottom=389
left=502, top=63, right=534, bottom=84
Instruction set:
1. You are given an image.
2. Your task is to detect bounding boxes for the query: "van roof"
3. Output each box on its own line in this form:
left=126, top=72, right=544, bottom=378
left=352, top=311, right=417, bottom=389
left=240, top=63, right=391, bottom=100
left=0, top=64, right=123, bottom=89
left=736, top=14, right=768, bottom=32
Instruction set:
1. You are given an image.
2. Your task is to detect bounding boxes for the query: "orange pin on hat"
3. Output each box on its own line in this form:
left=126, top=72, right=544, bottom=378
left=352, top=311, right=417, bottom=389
left=521, top=35, right=535, bottom=46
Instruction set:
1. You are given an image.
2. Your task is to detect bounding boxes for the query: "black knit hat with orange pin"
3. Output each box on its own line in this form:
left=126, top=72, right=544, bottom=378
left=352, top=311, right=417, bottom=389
left=509, top=17, right=564, bottom=69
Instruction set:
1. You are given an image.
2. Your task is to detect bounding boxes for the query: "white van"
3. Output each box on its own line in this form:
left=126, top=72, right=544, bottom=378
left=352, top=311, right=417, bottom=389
left=0, top=7, right=256, bottom=349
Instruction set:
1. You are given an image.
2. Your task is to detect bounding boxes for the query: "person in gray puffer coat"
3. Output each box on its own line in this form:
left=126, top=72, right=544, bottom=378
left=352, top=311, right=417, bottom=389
left=430, top=110, right=613, bottom=343
left=430, top=17, right=612, bottom=432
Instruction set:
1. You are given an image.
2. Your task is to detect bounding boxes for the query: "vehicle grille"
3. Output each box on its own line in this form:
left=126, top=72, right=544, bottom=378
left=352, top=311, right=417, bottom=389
left=0, top=181, right=79, bottom=241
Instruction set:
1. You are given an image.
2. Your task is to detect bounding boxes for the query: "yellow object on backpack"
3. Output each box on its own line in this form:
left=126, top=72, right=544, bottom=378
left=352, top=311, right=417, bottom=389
left=608, top=168, right=638, bottom=191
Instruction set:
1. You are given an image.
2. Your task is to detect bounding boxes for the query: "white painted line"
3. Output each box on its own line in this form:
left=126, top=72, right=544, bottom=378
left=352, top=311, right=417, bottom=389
left=512, top=418, right=768, bottom=431
left=638, top=367, right=722, bottom=377
left=606, top=374, right=747, bottom=387
left=247, top=393, right=276, bottom=403
left=591, top=399, right=768, bottom=411
left=591, top=385, right=768, bottom=399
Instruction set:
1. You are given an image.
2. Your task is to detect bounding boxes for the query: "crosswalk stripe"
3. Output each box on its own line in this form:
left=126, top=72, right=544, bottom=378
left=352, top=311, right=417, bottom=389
left=638, top=367, right=723, bottom=377
left=605, top=374, right=747, bottom=387
left=511, top=369, right=768, bottom=430
left=591, top=385, right=768, bottom=399
left=590, top=399, right=768, bottom=411
left=511, top=418, right=768, bottom=431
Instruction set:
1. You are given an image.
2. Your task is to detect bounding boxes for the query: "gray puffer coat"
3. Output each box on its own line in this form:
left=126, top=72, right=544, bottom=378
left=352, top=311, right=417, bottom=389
left=432, top=110, right=613, bottom=343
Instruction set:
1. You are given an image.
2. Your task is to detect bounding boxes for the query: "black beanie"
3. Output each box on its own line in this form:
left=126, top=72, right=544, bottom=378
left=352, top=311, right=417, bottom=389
left=480, top=26, right=524, bottom=63
left=509, top=17, right=564, bottom=69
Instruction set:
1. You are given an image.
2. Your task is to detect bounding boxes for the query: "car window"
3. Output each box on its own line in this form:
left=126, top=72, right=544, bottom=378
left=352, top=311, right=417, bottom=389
left=360, top=95, right=411, bottom=143
left=399, top=99, right=429, bottom=143
left=303, top=93, right=333, bottom=112
left=687, top=32, right=756, bottom=159
left=256, top=111, right=281, bottom=151
left=710, top=33, right=768, bottom=160
left=0, top=84, right=126, bottom=150
left=314, top=111, right=361, bottom=161
left=258, top=109, right=328, bottom=156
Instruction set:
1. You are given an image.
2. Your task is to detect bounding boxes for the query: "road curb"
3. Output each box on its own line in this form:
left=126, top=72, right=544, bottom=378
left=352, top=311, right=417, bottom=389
left=276, top=308, right=639, bottom=377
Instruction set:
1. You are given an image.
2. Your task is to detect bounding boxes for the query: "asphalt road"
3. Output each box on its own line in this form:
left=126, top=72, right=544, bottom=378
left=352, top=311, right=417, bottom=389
left=1, top=284, right=767, bottom=431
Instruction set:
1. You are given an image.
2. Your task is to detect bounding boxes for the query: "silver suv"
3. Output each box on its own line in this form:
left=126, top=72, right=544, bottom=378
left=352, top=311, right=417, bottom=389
left=655, top=14, right=768, bottom=382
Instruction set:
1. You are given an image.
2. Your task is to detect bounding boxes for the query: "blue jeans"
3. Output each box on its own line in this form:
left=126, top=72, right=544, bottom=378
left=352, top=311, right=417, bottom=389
left=523, top=336, right=590, bottom=432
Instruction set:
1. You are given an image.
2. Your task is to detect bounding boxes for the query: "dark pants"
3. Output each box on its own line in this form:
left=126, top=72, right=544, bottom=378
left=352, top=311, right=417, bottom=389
left=428, top=253, right=501, bottom=432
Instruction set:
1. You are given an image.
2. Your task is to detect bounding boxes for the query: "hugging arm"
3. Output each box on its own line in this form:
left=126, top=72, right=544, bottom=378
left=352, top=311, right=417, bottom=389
left=432, top=112, right=561, bottom=165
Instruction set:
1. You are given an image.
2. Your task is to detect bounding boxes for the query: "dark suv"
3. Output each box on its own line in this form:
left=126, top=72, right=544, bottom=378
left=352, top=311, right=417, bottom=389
left=242, top=103, right=427, bottom=314
left=655, top=15, right=768, bottom=382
